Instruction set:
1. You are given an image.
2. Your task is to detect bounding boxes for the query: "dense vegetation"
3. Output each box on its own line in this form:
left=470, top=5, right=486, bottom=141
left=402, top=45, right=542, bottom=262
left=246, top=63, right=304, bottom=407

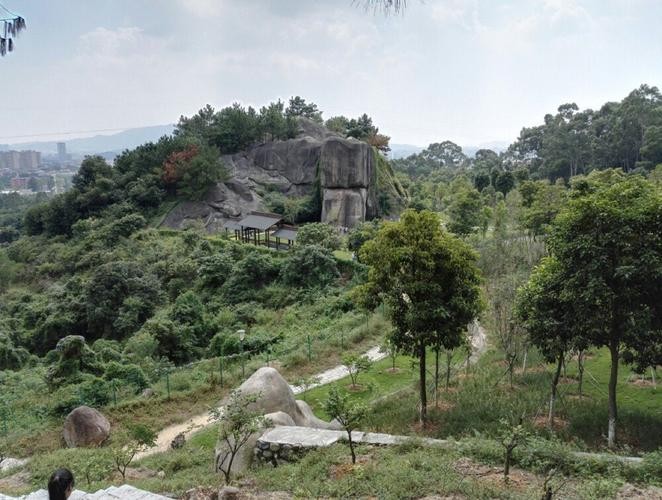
left=0, top=88, right=661, bottom=498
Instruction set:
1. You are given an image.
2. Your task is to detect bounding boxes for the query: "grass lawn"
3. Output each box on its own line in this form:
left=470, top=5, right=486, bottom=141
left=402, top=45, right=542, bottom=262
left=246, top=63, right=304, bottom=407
left=362, top=344, right=662, bottom=453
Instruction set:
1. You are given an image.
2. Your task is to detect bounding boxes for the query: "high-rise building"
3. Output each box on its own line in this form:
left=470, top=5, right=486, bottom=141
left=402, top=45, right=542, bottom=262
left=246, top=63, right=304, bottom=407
left=0, top=150, right=41, bottom=172
left=57, top=142, right=67, bottom=162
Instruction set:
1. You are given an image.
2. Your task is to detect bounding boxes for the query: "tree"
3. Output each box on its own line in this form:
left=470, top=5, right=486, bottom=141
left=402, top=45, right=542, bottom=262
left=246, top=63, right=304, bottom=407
left=489, top=275, right=526, bottom=388
left=279, top=244, right=339, bottom=289
left=214, top=390, right=266, bottom=483
left=356, top=210, right=482, bottom=424
left=447, top=185, right=483, bottom=235
left=498, top=417, right=528, bottom=482
left=517, top=257, right=586, bottom=428
left=111, top=424, right=156, bottom=482
left=342, top=353, right=372, bottom=389
left=546, top=171, right=662, bottom=447
left=323, top=387, right=368, bottom=464
left=285, top=96, right=323, bottom=123
left=295, top=223, right=341, bottom=250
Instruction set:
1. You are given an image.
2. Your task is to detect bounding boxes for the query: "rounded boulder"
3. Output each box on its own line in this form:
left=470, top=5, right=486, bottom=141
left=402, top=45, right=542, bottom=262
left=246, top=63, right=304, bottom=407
left=63, top=405, right=111, bottom=448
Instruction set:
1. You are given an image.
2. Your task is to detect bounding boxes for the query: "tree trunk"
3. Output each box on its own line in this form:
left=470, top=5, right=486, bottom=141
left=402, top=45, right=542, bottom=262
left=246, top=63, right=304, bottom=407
left=504, top=446, right=513, bottom=480
left=419, top=342, right=427, bottom=426
left=607, top=340, right=619, bottom=448
left=522, top=348, right=528, bottom=376
left=549, top=353, right=563, bottom=430
left=577, top=350, right=585, bottom=398
left=348, top=431, right=356, bottom=464
left=434, top=347, right=440, bottom=407
left=445, top=350, right=452, bottom=390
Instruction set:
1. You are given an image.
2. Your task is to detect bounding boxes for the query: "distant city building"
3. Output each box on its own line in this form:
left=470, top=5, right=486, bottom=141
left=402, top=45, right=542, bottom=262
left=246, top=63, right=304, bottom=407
left=0, top=150, right=41, bottom=172
left=10, top=177, right=28, bottom=190
left=57, top=142, right=67, bottom=162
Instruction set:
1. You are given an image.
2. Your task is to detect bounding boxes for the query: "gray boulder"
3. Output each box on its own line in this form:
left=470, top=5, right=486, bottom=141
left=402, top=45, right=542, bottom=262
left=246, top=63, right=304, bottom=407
left=235, top=367, right=340, bottom=430
left=63, top=406, right=110, bottom=448
left=214, top=367, right=340, bottom=477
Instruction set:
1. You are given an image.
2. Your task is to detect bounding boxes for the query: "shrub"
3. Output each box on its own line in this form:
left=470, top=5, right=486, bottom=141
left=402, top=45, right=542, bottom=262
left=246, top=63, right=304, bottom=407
left=103, top=361, right=149, bottom=391
left=296, top=223, right=341, bottom=250
left=280, top=245, right=339, bottom=289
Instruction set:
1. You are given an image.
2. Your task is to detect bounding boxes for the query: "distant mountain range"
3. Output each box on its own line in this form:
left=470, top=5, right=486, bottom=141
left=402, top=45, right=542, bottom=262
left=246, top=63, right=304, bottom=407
left=390, top=141, right=510, bottom=160
left=0, top=124, right=176, bottom=156
left=1, top=125, right=509, bottom=161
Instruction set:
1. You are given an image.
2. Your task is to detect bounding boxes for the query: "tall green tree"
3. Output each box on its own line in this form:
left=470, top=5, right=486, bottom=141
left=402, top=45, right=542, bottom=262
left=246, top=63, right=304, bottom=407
left=356, top=210, right=482, bottom=424
left=546, top=171, right=662, bottom=447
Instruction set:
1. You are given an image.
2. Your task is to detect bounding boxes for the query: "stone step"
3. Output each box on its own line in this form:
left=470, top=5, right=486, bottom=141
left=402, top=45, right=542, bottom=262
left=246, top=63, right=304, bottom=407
left=0, top=485, right=171, bottom=499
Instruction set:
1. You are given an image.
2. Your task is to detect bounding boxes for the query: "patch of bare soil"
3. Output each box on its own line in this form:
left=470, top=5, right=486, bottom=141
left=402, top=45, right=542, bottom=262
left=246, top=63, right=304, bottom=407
left=428, top=400, right=456, bottom=412
left=124, top=466, right=158, bottom=480
left=532, top=415, right=569, bottom=431
left=452, top=458, right=538, bottom=492
left=515, top=365, right=546, bottom=375
left=346, top=383, right=366, bottom=393
left=630, top=378, right=656, bottom=388
left=328, top=455, right=373, bottom=480
left=558, top=376, right=576, bottom=385
left=418, top=495, right=467, bottom=499
left=384, top=367, right=401, bottom=374
left=616, top=484, right=662, bottom=499
left=0, top=470, right=30, bottom=493
left=567, top=393, right=591, bottom=401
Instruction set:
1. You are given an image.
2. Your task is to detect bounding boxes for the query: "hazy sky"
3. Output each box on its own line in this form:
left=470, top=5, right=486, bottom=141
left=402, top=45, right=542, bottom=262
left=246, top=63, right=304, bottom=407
left=2, top=0, right=662, bottom=147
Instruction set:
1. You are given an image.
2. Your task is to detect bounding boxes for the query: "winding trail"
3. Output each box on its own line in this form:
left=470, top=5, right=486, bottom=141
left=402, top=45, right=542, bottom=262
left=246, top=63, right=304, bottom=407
left=137, top=345, right=389, bottom=458
left=137, top=325, right=488, bottom=459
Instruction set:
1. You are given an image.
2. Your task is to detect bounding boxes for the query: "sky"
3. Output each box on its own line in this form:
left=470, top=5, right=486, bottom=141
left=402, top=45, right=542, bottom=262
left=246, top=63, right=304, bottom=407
left=1, top=0, right=662, bottom=148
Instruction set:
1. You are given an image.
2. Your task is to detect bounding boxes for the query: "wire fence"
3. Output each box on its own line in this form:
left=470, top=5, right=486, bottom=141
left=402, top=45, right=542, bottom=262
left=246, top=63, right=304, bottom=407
left=0, top=313, right=383, bottom=442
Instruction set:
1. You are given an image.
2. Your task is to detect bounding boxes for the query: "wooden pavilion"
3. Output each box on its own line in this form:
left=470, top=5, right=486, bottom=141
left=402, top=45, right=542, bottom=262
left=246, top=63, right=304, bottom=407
left=223, top=211, right=298, bottom=250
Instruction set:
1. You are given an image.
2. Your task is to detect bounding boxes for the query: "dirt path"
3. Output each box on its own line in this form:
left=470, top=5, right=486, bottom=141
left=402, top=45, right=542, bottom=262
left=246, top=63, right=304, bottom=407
left=137, top=345, right=388, bottom=459
left=138, top=324, right=488, bottom=460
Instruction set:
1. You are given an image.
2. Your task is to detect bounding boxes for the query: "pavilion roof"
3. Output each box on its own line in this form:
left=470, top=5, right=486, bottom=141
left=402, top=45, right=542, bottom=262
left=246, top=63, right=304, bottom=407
left=237, top=212, right=283, bottom=231
left=272, top=226, right=298, bottom=241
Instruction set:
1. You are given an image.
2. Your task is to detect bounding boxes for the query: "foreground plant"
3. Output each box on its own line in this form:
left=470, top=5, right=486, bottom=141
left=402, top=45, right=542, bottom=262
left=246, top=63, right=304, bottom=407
left=323, top=387, right=367, bottom=464
left=111, top=424, right=156, bottom=482
left=214, top=390, right=266, bottom=483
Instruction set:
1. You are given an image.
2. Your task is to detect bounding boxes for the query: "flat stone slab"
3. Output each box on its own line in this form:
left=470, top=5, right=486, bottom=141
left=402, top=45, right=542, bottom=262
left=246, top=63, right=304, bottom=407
left=258, top=426, right=450, bottom=449
left=1, top=485, right=171, bottom=499
left=259, top=426, right=344, bottom=447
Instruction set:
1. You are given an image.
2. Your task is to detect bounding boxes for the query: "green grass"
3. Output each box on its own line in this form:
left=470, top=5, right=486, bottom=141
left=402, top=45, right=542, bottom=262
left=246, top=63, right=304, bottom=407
left=361, top=345, right=662, bottom=453
left=300, top=347, right=466, bottom=421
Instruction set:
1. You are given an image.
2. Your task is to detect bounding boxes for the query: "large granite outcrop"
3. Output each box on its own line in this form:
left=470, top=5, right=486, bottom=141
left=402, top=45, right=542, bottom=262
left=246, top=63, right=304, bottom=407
left=214, top=367, right=340, bottom=477
left=160, top=118, right=404, bottom=230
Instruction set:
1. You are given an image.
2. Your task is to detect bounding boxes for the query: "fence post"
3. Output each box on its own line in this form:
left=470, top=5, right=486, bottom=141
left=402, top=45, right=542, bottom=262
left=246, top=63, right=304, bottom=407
left=307, top=335, right=312, bottom=362
left=112, top=381, right=117, bottom=406
left=340, top=331, right=345, bottom=351
left=166, top=370, right=171, bottom=400
left=0, top=407, right=7, bottom=436
left=219, top=355, right=224, bottom=387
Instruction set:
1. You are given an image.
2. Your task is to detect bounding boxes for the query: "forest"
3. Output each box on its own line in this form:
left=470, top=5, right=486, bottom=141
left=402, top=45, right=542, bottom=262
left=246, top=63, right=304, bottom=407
left=0, top=89, right=661, bottom=499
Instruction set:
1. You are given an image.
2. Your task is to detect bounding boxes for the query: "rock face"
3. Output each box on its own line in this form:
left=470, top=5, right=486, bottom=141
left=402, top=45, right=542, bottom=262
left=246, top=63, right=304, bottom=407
left=63, top=406, right=110, bottom=448
left=161, top=118, right=405, bottom=230
left=214, top=367, right=340, bottom=477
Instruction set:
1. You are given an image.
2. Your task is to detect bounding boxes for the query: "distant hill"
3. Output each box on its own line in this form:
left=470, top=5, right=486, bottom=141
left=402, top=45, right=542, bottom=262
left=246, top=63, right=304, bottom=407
left=389, top=144, right=424, bottom=159
left=390, top=141, right=510, bottom=160
left=1, top=124, right=176, bottom=155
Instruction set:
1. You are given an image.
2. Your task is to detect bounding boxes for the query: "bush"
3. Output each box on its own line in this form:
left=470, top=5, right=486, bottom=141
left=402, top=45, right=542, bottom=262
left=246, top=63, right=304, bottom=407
left=296, top=223, right=341, bottom=250
left=103, top=361, right=149, bottom=391
left=280, top=245, right=339, bottom=289
left=29, top=448, right=115, bottom=489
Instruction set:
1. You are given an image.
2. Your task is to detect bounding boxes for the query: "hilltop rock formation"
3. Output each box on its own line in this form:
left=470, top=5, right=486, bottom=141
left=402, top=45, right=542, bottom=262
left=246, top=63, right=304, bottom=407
left=161, top=119, right=406, bottom=230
